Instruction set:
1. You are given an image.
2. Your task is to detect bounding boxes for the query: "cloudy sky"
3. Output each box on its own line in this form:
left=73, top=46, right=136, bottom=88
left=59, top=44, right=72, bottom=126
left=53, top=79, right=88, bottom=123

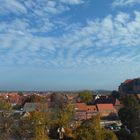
left=0, top=0, right=140, bottom=91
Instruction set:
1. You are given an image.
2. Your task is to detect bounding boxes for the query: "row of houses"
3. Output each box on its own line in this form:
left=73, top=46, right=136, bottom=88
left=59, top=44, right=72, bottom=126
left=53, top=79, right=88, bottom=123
left=22, top=101, right=118, bottom=121
left=74, top=102, right=117, bottom=120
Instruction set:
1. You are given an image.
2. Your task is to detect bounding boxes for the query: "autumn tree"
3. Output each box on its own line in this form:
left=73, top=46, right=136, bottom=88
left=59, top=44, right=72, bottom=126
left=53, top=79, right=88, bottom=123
left=49, top=98, right=75, bottom=139
left=56, top=103, right=75, bottom=126
left=0, top=100, right=11, bottom=110
left=29, top=111, right=49, bottom=140
left=20, top=94, right=45, bottom=108
left=50, top=93, right=66, bottom=108
left=0, top=110, right=13, bottom=140
left=13, top=110, right=49, bottom=140
left=75, top=114, right=118, bottom=140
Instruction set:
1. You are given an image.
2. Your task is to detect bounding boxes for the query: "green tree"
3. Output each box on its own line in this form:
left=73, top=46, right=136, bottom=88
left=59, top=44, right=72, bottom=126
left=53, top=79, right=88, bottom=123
left=111, top=91, right=120, bottom=99
left=118, top=94, right=140, bottom=132
left=117, top=129, right=140, bottom=140
left=121, top=94, right=139, bottom=107
left=78, top=90, right=93, bottom=103
left=18, top=91, right=23, bottom=96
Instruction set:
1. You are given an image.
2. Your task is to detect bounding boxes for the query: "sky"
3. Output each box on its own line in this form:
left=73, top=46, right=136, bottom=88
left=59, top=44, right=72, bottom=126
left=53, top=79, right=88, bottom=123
left=0, top=0, right=140, bottom=91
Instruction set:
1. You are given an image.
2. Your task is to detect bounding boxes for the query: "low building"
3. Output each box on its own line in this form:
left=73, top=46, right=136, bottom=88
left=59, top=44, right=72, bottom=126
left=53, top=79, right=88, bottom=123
left=75, top=103, right=87, bottom=120
left=96, top=103, right=117, bottom=118
left=74, top=103, right=97, bottom=120
left=86, top=105, right=97, bottom=119
left=93, top=95, right=121, bottom=110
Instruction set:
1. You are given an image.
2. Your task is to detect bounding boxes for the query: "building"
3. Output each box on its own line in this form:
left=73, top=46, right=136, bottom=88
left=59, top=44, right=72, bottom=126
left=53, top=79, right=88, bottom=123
left=86, top=105, right=97, bottom=119
left=96, top=103, right=117, bottom=118
left=74, top=103, right=97, bottom=120
left=93, top=95, right=121, bottom=110
left=119, top=78, right=140, bottom=94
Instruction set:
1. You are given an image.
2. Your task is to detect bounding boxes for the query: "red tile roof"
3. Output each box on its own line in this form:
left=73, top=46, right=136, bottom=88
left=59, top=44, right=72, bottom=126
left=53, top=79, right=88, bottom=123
left=75, top=103, right=97, bottom=112
left=75, top=103, right=87, bottom=111
left=123, top=79, right=133, bottom=84
left=96, top=104, right=115, bottom=111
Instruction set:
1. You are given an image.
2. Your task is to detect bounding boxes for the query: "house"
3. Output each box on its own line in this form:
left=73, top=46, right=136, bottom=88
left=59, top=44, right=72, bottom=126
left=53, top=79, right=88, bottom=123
left=96, top=104, right=117, bottom=118
left=86, top=105, right=97, bottom=119
left=74, top=103, right=97, bottom=120
left=93, top=95, right=121, bottom=110
left=23, top=103, right=48, bottom=112
left=74, top=103, right=87, bottom=120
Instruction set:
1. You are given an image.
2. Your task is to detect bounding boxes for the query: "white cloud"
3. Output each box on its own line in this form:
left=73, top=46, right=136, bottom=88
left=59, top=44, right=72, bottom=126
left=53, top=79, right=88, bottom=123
left=0, top=0, right=85, bottom=16
left=0, top=0, right=86, bottom=35
left=0, top=3, right=140, bottom=68
left=0, top=0, right=27, bottom=15
left=60, top=0, right=84, bottom=5
left=112, top=0, right=140, bottom=7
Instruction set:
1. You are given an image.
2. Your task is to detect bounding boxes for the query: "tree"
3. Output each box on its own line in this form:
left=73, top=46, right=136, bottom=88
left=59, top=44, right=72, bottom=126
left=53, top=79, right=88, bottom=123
left=117, top=128, right=140, bottom=140
left=130, top=132, right=140, bottom=140
left=118, top=94, right=140, bottom=132
left=49, top=101, right=75, bottom=139
left=21, top=94, right=45, bottom=108
left=27, top=111, right=49, bottom=140
left=78, top=90, right=93, bottom=103
left=111, top=91, right=120, bottom=99
left=0, top=100, right=11, bottom=110
left=56, top=103, right=75, bottom=126
left=121, top=94, right=139, bottom=107
left=0, top=100, right=13, bottom=140
left=13, top=110, right=49, bottom=140
left=75, top=114, right=117, bottom=140
left=0, top=112, right=14, bottom=140
left=50, top=93, right=66, bottom=108
left=102, top=129, right=118, bottom=140
left=18, top=92, right=23, bottom=96
left=30, top=94, right=45, bottom=103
